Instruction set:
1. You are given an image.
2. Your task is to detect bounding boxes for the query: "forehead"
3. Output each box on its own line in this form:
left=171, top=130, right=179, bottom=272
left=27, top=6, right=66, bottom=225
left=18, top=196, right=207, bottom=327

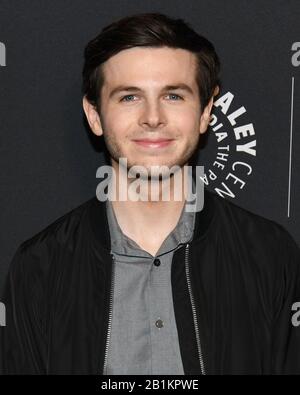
left=101, top=46, right=198, bottom=89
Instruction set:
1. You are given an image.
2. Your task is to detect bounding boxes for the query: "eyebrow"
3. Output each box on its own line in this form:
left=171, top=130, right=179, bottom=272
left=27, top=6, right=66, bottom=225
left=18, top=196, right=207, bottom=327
left=108, top=83, right=195, bottom=98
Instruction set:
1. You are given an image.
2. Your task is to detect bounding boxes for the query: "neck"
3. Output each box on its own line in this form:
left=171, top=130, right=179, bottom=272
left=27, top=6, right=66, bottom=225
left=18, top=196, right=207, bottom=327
left=107, top=160, right=192, bottom=255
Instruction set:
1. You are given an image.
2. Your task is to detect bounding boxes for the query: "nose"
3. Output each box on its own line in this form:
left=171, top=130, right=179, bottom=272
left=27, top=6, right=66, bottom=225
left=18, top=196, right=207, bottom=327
left=138, top=99, right=166, bottom=130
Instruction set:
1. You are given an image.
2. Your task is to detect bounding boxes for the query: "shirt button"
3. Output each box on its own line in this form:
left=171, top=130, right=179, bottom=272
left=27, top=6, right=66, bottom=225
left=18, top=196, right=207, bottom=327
left=153, top=258, right=161, bottom=267
left=155, top=319, right=164, bottom=329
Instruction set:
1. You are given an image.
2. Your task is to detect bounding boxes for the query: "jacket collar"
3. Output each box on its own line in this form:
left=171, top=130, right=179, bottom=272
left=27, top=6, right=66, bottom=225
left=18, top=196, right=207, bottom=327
left=88, top=169, right=216, bottom=252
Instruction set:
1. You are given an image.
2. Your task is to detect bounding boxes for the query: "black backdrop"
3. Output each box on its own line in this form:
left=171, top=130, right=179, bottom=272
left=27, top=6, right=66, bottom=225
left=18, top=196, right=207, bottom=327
left=0, top=0, right=299, bottom=295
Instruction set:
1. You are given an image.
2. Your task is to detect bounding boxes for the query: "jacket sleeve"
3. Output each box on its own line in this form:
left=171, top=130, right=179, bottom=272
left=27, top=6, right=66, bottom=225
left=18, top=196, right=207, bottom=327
left=0, top=243, right=48, bottom=374
left=271, top=226, right=300, bottom=374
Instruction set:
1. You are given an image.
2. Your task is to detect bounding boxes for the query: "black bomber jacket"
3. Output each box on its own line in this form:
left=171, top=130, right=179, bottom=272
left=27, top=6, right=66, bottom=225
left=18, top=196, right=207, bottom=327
left=1, top=187, right=300, bottom=375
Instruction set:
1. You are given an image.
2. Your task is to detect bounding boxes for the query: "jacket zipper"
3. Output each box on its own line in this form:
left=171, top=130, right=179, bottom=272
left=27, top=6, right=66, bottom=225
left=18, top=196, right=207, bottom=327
left=184, top=243, right=206, bottom=375
left=102, top=253, right=116, bottom=375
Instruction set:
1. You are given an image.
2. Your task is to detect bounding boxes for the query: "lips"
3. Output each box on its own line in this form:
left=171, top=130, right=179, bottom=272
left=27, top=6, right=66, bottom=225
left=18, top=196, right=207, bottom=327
left=133, top=138, right=174, bottom=148
left=134, top=139, right=173, bottom=143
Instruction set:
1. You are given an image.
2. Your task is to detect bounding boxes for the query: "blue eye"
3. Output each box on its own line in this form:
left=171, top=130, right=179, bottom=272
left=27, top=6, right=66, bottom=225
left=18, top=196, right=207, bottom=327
left=168, top=93, right=183, bottom=100
left=120, top=95, right=136, bottom=102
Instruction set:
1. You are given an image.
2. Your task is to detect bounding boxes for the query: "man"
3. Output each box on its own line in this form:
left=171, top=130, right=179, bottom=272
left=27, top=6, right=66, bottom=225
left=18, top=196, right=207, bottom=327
left=1, top=12, right=300, bottom=375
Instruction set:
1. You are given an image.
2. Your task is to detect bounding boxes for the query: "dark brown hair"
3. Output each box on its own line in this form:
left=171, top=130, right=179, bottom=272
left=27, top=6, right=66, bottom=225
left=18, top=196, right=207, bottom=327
left=82, top=12, right=221, bottom=113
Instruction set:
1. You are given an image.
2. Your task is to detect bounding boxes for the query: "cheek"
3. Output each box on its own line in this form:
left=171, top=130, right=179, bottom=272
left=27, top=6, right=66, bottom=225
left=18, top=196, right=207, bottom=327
left=176, top=118, right=199, bottom=141
left=104, top=117, right=132, bottom=140
left=107, top=104, right=136, bottom=121
left=171, top=107, right=200, bottom=129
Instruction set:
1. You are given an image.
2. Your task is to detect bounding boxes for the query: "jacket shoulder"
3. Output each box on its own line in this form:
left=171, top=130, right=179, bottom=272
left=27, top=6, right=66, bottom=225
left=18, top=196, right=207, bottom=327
left=20, top=197, right=95, bottom=252
left=207, top=189, right=300, bottom=299
left=6, top=197, right=96, bottom=284
left=207, top=189, right=290, bottom=244
left=206, top=189, right=300, bottom=272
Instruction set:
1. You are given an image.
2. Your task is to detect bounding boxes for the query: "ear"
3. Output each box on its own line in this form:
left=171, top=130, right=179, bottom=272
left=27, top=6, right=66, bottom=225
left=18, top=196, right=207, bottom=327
left=199, top=86, right=219, bottom=135
left=82, top=95, right=103, bottom=136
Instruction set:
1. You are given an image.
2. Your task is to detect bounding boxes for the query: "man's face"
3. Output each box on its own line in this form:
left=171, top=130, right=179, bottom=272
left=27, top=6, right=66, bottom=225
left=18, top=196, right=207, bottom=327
left=83, top=46, right=213, bottom=177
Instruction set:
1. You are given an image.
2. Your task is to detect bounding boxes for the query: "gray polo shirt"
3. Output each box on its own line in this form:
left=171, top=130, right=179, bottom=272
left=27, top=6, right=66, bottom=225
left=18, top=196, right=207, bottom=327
left=104, top=198, right=196, bottom=375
